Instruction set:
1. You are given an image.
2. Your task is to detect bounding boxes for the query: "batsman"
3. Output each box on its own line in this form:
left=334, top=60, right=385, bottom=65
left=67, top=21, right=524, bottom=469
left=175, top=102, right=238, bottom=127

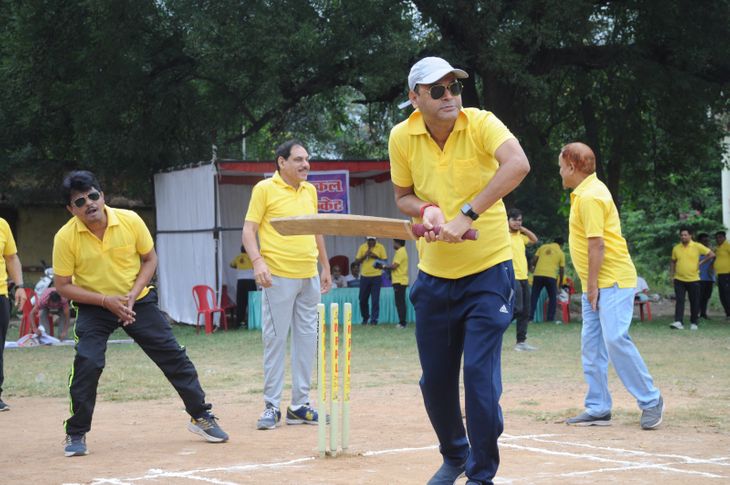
left=389, top=57, right=530, bottom=485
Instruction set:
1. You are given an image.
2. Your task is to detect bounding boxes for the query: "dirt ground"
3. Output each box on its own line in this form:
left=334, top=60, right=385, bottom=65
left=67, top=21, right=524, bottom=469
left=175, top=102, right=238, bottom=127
left=1, top=378, right=728, bottom=485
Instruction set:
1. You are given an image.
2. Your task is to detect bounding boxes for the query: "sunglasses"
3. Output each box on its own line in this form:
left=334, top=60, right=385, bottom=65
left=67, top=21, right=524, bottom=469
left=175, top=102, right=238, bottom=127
left=72, top=191, right=101, bottom=208
left=422, top=80, right=463, bottom=100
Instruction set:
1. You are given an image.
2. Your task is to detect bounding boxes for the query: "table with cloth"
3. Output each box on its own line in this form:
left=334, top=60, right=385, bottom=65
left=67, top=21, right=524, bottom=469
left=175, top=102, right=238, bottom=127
left=246, top=287, right=415, bottom=330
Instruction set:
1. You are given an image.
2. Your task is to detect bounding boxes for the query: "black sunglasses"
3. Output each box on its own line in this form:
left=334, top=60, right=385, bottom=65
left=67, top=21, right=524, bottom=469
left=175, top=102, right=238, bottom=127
left=72, top=191, right=101, bottom=208
left=423, top=80, right=463, bottom=100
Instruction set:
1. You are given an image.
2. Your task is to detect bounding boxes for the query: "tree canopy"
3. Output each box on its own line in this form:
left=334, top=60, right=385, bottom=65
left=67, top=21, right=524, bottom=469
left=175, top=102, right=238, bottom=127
left=1, top=0, right=728, bottom=280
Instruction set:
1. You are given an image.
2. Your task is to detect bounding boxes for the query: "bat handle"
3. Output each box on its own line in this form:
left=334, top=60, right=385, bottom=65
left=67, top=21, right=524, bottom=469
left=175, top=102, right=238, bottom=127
left=412, top=224, right=479, bottom=241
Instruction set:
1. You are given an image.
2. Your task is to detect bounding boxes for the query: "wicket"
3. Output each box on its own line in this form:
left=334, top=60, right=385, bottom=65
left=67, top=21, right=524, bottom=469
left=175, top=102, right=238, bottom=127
left=317, top=302, right=352, bottom=457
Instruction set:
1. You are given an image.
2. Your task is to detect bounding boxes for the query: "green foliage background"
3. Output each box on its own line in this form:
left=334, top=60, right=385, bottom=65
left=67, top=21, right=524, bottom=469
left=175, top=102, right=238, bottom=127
left=1, top=0, right=728, bottom=280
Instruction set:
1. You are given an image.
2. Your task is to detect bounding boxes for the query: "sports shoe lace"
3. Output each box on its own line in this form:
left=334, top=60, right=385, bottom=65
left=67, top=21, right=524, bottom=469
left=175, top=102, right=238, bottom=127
left=196, top=413, right=220, bottom=430
left=262, top=407, right=278, bottom=420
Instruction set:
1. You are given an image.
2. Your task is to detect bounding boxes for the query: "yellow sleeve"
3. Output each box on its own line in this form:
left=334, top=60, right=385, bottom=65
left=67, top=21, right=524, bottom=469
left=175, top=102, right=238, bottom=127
left=133, top=213, right=154, bottom=255
left=355, top=244, right=366, bottom=259
left=393, top=248, right=407, bottom=267
left=698, top=243, right=710, bottom=255
left=579, top=197, right=606, bottom=239
left=559, top=249, right=565, bottom=268
left=375, top=244, right=387, bottom=259
left=0, top=219, right=16, bottom=256
left=671, top=246, right=678, bottom=261
left=52, top=231, right=75, bottom=278
left=388, top=125, right=412, bottom=188
left=308, top=184, right=319, bottom=213
left=521, top=234, right=531, bottom=246
left=245, top=182, right=267, bottom=223
left=479, top=112, right=516, bottom=156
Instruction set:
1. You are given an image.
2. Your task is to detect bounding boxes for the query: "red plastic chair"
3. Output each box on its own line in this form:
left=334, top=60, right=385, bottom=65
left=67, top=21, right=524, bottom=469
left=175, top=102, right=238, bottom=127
left=329, top=255, right=350, bottom=276
left=635, top=299, right=653, bottom=321
left=220, top=284, right=237, bottom=323
left=543, top=278, right=575, bottom=324
left=192, top=285, right=228, bottom=334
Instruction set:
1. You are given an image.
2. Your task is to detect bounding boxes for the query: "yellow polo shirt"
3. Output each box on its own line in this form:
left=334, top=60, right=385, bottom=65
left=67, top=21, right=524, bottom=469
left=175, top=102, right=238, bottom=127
left=230, top=253, right=253, bottom=270
left=533, top=243, right=565, bottom=278
left=245, top=171, right=319, bottom=278
left=714, top=240, right=730, bottom=274
left=391, top=246, right=409, bottom=285
left=53, top=207, right=154, bottom=299
left=568, top=174, right=637, bottom=289
left=672, top=241, right=710, bottom=282
left=389, top=108, right=515, bottom=279
left=0, top=218, right=18, bottom=296
left=356, top=242, right=387, bottom=277
left=510, top=232, right=531, bottom=280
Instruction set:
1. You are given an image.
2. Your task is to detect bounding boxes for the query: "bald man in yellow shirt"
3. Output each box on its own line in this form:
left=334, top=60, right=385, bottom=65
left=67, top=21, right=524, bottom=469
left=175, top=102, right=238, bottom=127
left=559, top=142, right=662, bottom=430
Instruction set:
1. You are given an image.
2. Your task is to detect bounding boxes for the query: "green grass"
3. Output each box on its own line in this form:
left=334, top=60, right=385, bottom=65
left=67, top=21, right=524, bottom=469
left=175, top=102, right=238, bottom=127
left=4, top=316, right=730, bottom=430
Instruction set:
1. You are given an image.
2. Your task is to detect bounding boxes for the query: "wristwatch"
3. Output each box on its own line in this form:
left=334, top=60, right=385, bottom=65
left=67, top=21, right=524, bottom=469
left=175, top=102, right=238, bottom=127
left=460, top=203, right=479, bottom=221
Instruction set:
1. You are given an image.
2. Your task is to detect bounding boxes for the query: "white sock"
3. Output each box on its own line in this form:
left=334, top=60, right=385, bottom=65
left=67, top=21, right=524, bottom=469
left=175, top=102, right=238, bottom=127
left=289, top=404, right=303, bottom=411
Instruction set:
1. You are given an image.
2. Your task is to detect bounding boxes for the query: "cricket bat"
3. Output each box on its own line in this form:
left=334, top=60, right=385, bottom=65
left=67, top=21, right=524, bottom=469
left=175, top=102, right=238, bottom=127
left=270, top=214, right=478, bottom=240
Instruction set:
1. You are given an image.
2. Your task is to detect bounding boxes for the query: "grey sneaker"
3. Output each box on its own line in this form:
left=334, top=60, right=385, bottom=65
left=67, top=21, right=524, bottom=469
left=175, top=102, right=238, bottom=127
left=427, top=460, right=466, bottom=485
left=690, top=323, right=698, bottom=330
left=256, top=404, right=281, bottom=430
left=0, top=399, right=9, bottom=412
left=669, top=321, right=684, bottom=330
left=514, top=342, right=538, bottom=352
left=566, top=411, right=612, bottom=426
left=641, top=396, right=664, bottom=430
left=64, top=434, right=88, bottom=457
left=188, top=413, right=229, bottom=442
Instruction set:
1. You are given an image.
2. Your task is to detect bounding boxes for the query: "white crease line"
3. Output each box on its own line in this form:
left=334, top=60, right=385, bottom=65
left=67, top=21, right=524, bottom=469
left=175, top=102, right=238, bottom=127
left=519, top=436, right=730, bottom=465
left=501, top=442, right=725, bottom=479
left=90, top=457, right=315, bottom=484
left=559, top=461, right=725, bottom=479
left=362, top=445, right=438, bottom=456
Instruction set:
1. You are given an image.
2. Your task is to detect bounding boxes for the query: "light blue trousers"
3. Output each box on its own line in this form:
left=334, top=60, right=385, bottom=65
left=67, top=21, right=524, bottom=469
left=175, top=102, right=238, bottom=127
left=580, top=285, right=661, bottom=416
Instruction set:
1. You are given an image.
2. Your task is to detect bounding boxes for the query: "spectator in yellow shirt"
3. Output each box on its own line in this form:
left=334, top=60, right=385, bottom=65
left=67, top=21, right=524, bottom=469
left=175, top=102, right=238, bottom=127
left=670, top=228, right=714, bottom=330
left=530, top=237, right=566, bottom=322
left=229, top=245, right=256, bottom=327
left=713, top=230, right=730, bottom=319
left=354, top=236, right=387, bottom=325
left=508, top=208, right=539, bottom=351
left=384, top=239, right=409, bottom=328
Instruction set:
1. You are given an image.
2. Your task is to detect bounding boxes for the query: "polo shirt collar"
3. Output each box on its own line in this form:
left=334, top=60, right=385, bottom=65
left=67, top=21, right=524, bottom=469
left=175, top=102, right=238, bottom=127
left=271, top=170, right=304, bottom=192
left=407, top=109, right=468, bottom=136
left=570, top=173, right=598, bottom=202
left=75, top=205, right=119, bottom=232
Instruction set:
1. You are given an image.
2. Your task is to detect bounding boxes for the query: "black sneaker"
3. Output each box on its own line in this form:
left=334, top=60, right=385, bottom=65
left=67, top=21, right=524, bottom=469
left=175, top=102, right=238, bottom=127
left=427, top=460, right=466, bottom=485
left=566, top=411, right=612, bottom=426
left=64, top=434, right=88, bottom=457
left=0, top=399, right=9, bottom=412
left=188, top=413, right=229, bottom=442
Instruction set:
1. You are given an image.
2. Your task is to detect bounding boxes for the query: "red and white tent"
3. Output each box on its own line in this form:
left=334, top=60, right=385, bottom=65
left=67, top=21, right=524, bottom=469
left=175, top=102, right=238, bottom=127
left=154, top=160, right=417, bottom=325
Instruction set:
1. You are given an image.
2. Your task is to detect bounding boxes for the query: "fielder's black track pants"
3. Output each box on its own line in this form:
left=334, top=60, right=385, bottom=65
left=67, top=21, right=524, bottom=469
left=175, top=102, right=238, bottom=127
left=64, top=289, right=211, bottom=436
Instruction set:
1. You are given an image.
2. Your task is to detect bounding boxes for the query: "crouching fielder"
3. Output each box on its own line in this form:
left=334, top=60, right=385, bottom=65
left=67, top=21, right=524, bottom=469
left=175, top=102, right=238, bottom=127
left=558, top=142, right=663, bottom=429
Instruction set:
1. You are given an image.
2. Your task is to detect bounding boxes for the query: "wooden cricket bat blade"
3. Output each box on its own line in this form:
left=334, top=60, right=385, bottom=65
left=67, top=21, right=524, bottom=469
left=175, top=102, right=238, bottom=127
left=271, top=214, right=418, bottom=239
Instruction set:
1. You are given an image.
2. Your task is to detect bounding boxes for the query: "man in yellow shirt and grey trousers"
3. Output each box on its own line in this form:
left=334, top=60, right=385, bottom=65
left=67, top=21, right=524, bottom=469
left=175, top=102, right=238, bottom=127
left=558, top=142, right=663, bottom=430
left=243, top=140, right=332, bottom=430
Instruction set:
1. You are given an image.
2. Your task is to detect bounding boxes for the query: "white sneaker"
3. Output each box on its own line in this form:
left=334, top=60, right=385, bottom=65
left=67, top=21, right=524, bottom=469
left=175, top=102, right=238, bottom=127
left=669, top=321, right=684, bottom=330
left=690, top=323, right=698, bottom=330
left=514, top=342, right=538, bottom=352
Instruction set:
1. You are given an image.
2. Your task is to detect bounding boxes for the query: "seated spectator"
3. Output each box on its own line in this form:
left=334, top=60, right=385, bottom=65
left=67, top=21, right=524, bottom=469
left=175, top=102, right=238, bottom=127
left=30, top=287, right=71, bottom=340
left=331, top=265, right=347, bottom=288
left=635, top=276, right=650, bottom=302
left=346, top=262, right=361, bottom=287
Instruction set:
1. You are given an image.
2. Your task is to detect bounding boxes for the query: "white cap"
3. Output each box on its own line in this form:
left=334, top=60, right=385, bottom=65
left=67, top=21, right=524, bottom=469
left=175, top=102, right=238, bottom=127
left=366, top=236, right=376, bottom=240
left=407, top=57, right=468, bottom=91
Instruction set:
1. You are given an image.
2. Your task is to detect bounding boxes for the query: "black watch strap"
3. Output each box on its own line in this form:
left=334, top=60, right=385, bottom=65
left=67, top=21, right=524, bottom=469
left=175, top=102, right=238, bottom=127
left=461, top=203, right=479, bottom=221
